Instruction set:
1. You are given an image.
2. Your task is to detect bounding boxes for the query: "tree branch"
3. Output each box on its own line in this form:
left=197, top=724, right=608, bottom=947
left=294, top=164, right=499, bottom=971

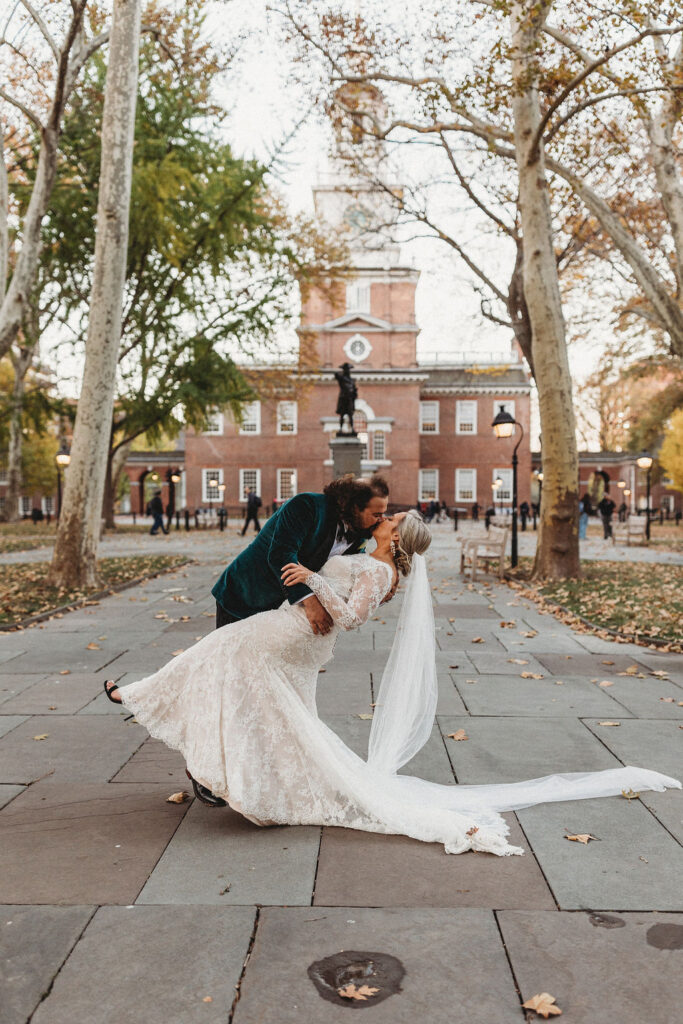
left=18, top=0, right=58, bottom=61
left=544, top=85, right=682, bottom=145
left=439, top=131, right=519, bottom=240
left=0, top=86, right=43, bottom=130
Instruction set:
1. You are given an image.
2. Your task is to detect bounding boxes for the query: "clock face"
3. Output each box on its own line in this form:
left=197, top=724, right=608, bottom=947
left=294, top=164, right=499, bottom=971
left=349, top=338, right=367, bottom=358
left=344, top=333, right=372, bottom=362
left=344, top=204, right=371, bottom=230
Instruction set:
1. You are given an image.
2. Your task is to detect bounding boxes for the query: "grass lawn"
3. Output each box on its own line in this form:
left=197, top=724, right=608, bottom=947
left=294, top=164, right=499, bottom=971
left=0, top=554, right=190, bottom=626
left=512, top=558, right=683, bottom=650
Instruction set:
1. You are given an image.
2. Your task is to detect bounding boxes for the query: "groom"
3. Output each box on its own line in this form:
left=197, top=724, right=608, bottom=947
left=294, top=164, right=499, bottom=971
left=187, top=475, right=390, bottom=806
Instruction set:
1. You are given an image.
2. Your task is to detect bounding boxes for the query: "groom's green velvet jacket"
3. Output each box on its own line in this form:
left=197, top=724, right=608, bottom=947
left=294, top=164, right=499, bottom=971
left=211, top=492, right=367, bottom=620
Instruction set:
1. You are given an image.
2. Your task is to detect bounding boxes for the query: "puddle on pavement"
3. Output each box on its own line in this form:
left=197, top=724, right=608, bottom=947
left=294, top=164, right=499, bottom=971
left=646, top=923, right=683, bottom=950
left=308, top=950, right=405, bottom=1007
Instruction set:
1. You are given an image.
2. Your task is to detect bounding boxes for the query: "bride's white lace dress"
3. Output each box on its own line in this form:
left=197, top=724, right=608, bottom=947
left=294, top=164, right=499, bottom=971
left=118, top=553, right=680, bottom=857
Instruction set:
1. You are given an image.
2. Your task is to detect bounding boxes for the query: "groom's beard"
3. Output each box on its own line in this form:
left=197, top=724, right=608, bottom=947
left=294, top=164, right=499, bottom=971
left=342, top=514, right=379, bottom=540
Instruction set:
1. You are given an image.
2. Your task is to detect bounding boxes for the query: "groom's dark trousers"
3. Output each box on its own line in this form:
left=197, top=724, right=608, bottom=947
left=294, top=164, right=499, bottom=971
left=212, top=492, right=367, bottom=624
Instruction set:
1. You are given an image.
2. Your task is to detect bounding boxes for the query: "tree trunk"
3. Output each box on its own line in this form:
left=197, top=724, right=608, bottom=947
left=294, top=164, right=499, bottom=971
left=508, top=239, right=534, bottom=375
left=3, top=346, right=33, bottom=523
left=48, top=0, right=141, bottom=590
left=510, top=0, right=580, bottom=580
left=0, top=125, right=8, bottom=296
left=648, top=41, right=683, bottom=295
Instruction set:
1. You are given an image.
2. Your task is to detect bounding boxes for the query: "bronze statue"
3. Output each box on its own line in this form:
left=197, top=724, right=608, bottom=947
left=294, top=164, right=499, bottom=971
left=334, top=362, right=358, bottom=435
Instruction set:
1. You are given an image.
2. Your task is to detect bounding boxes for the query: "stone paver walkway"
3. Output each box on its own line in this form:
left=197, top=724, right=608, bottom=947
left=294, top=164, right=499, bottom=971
left=1, top=530, right=681, bottom=1022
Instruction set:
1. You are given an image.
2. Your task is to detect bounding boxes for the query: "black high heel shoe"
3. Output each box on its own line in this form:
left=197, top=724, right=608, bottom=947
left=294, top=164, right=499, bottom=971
left=104, top=680, right=121, bottom=704
left=185, top=768, right=227, bottom=808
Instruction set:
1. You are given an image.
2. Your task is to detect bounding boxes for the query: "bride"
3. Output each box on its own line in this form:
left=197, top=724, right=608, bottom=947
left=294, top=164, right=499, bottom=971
left=105, top=510, right=679, bottom=856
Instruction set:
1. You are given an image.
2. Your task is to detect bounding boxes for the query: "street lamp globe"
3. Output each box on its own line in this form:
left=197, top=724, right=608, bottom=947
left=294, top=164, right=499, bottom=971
left=55, top=444, right=71, bottom=468
left=636, top=452, right=653, bottom=470
left=171, top=473, right=180, bottom=484
left=492, top=405, right=515, bottom=438
left=537, top=472, right=544, bottom=483
left=208, top=477, right=218, bottom=489
left=624, top=489, right=631, bottom=498
left=617, top=480, right=626, bottom=489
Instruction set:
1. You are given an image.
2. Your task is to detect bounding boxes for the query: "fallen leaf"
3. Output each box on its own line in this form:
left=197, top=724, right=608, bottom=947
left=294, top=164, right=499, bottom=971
left=521, top=630, right=538, bottom=638
left=522, top=992, right=562, bottom=1018
left=621, top=789, right=640, bottom=801
left=219, top=884, right=231, bottom=895
left=660, top=697, right=675, bottom=703
left=601, top=660, right=615, bottom=665
left=565, top=833, right=597, bottom=844
left=86, top=642, right=100, bottom=650
left=598, top=680, right=614, bottom=687
left=508, top=658, right=529, bottom=665
left=651, top=670, right=669, bottom=678
left=521, top=672, right=544, bottom=679
left=337, top=984, right=379, bottom=1002
left=59, top=670, right=70, bottom=675
left=202, top=996, right=213, bottom=1003
left=597, top=721, right=621, bottom=727
left=471, top=636, right=484, bottom=643
left=619, top=664, right=639, bottom=676
left=447, top=729, right=468, bottom=741
left=166, top=791, right=190, bottom=803
left=499, top=620, right=516, bottom=628
left=639, top=856, right=648, bottom=863
left=171, top=649, right=184, bottom=656
left=466, top=826, right=479, bottom=836
left=357, top=713, right=373, bottom=720
left=48, top=705, right=57, bottom=710
left=33, top=733, right=49, bottom=741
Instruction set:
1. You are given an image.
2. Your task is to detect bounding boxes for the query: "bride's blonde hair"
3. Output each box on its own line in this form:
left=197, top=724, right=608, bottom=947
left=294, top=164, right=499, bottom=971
left=394, top=510, right=432, bottom=576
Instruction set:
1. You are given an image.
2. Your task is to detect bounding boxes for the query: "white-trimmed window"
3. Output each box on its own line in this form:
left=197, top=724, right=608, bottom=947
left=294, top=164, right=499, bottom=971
left=356, top=413, right=369, bottom=460
left=276, top=401, right=297, bottom=435
left=372, top=430, right=386, bottom=461
left=203, top=410, right=223, bottom=435
left=419, top=401, right=439, bottom=434
left=277, top=468, right=297, bottom=502
left=239, top=401, right=261, bottom=435
left=0, top=456, right=7, bottom=485
left=456, top=468, right=477, bottom=502
left=239, top=468, right=261, bottom=502
left=456, top=400, right=477, bottom=434
left=493, top=400, right=516, bottom=435
left=42, top=496, right=54, bottom=514
left=0, top=497, right=5, bottom=515
left=346, top=281, right=371, bottom=312
left=493, top=468, right=513, bottom=502
left=419, top=469, right=439, bottom=501
left=202, top=469, right=224, bottom=502
left=19, top=496, right=31, bottom=516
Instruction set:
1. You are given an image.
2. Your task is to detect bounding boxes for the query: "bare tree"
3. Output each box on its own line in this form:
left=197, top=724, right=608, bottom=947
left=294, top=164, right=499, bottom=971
left=49, top=0, right=141, bottom=589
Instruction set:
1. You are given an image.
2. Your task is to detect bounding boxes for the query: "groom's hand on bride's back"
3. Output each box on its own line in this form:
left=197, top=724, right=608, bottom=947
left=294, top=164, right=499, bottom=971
left=301, top=595, right=334, bottom=636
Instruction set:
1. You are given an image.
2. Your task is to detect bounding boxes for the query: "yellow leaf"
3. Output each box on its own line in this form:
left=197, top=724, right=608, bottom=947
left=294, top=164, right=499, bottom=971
left=59, top=669, right=70, bottom=675
left=167, top=791, right=190, bottom=803
left=471, top=636, right=484, bottom=643
left=86, top=642, right=100, bottom=650
left=508, top=658, right=529, bottom=665
left=522, top=992, right=562, bottom=1018
left=357, top=713, right=373, bottom=720
left=448, top=729, right=468, bottom=741
left=597, top=721, right=621, bottom=727
left=33, top=733, right=49, bottom=741
left=565, top=833, right=597, bottom=844
left=337, top=984, right=379, bottom=1001
left=202, top=996, right=213, bottom=1003
left=598, top=680, right=613, bottom=687
left=171, top=649, right=184, bottom=656
left=621, top=789, right=640, bottom=801
left=521, top=672, right=544, bottom=679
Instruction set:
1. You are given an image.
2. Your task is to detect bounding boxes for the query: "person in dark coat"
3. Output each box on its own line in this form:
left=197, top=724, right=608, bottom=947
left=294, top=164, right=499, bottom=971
left=618, top=501, right=627, bottom=523
left=519, top=500, right=530, bottom=531
left=471, top=502, right=480, bottom=521
left=241, top=487, right=262, bottom=536
left=148, top=491, right=168, bottom=535
left=598, top=494, right=615, bottom=540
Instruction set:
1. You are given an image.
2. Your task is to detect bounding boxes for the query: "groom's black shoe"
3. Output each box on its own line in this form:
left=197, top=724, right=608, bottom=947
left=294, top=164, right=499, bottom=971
left=185, top=769, right=227, bottom=808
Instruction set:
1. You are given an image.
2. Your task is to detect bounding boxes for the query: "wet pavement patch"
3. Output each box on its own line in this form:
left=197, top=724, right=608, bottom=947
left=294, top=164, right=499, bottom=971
left=308, top=950, right=404, bottom=1008
left=589, top=913, right=626, bottom=929
left=646, top=923, right=683, bottom=950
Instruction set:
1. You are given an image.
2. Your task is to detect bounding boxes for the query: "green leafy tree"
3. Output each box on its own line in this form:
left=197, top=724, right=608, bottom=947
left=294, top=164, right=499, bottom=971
left=659, top=408, right=683, bottom=495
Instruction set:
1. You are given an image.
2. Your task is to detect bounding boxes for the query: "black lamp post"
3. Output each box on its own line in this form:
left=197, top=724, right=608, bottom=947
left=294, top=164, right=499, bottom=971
left=492, top=404, right=525, bottom=568
left=54, top=442, right=71, bottom=518
left=636, top=452, right=653, bottom=540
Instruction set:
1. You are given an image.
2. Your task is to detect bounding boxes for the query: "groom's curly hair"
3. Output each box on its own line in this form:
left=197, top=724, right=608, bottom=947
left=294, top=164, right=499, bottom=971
left=324, top=474, right=389, bottom=527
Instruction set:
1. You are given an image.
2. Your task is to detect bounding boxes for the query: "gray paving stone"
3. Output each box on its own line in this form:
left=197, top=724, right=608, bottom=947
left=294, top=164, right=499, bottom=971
left=5, top=643, right=128, bottom=675
left=535, top=651, right=652, bottom=676
left=517, top=797, right=683, bottom=910
left=452, top=674, right=630, bottom=718
left=315, top=666, right=373, bottom=716
left=0, top=648, right=27, bottom=665
left=437, top=631, right=506, bottom=652
left=111, top=737, right=188, bottom=784
left=583, top=718, right=683, bottom=778
left=0, top=783, right=25, bottom=809
left=436, top=675, right=468, bottom=714
left=0, top=714, right=146, bottom=783
left=31, top=905, right=254, bottom=1024
left=466, top=651, right=550, bottom=675
left=0, top=672, right=109, bottom=715
left=437, top=717, right=620, bottom=784
left=1, top=905, right=95, bottom=1024
left=602, top=675, right=683, bottom=718
left=640, top=787, right=683, bottom=843
left=499, top=910, right=683, bottom=1023
left=0, top=715, right=28, bottom=738
left=0, top=673, right=49, bottom=705
left=314, top=814, right=555, bottom=909
left=234, top=907, right=521, bottom=1023
left=496, top=631, right=588, bottom=653
left=433, top=603, right=500, bottom=619
left=0, top=781, right=191, bottom=904
left=323, top=716, right=455, bottom=785
left=136, top=801, right=319, bottom=906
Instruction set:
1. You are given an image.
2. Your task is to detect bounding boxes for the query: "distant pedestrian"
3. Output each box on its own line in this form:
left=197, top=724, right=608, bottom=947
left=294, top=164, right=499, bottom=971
left=579, top=493, right=592, bottom=539
left=241, top=487, right=262, bottom=536
left=438, top=500, right=449, bottom=523
left=598, top=494, right=615, bottom=540
left=519, top=500, right=530, bottom=532
left=148, top=490, right=168, bottom=535
left=618, top=501, right=627, bottom=523
left=471, top=502, right=480, bottom=521
left=484, top=505, right=494, bottom=530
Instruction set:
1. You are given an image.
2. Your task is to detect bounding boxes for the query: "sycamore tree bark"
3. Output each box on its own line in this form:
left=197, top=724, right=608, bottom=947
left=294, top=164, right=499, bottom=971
left=3, top=345, right=33, bottom=523
left=510, top=0, right=580, bottom=579
left=49, top=0, right=141, bottom=589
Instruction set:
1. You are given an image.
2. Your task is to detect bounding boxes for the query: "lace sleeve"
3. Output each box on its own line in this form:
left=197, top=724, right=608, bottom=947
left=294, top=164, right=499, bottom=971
left=305, top=560, right=393, bottom=630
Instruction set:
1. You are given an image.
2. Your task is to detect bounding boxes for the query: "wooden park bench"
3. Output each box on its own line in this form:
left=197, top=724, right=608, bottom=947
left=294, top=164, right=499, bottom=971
left=612, top=514, right=648, bottom=547
left=460, top=525, right=509, bottom=581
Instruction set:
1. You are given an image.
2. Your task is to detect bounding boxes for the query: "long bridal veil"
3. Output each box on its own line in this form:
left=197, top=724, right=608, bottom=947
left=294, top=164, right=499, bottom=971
left=367, top=553, right=680, bottom=831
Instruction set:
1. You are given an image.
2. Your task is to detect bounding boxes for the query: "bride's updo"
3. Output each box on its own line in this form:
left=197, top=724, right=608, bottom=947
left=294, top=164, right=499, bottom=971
left=394, top=510, right=432, bottom=576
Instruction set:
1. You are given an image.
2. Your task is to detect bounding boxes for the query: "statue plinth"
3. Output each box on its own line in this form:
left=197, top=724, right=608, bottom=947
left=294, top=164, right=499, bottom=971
left=330, top=434, right=364, bottom=479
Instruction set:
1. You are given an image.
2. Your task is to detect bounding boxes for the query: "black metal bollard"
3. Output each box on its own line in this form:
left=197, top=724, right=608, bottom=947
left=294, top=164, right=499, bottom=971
left=175, top=511, right=180, bottom=530
left=184, top=510, right=190, bottom=531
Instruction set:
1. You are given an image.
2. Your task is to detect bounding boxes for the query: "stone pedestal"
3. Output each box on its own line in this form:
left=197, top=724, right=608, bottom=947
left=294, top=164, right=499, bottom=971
left=330, top=434, right=364, bottom=479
